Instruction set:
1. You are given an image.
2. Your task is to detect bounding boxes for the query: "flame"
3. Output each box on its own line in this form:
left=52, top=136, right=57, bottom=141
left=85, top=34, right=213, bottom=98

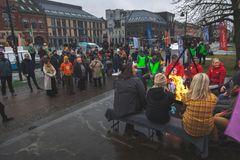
left=169, top=75, right=188, bottom=101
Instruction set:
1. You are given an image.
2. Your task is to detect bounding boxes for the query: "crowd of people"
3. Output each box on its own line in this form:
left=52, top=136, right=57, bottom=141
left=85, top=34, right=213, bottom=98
left=0, top=41, right=239, bottom=146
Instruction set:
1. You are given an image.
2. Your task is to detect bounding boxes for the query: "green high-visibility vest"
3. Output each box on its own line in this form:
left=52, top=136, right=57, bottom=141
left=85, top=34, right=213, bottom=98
left=189, top=47, right=196, bottom=56
left=147, top=55, right=152, bottom=61
left=137, top=55, right=147, bottom=68
left=199, top=44, right=208, bottom=56
left=149, top=61, right=160, bottom=75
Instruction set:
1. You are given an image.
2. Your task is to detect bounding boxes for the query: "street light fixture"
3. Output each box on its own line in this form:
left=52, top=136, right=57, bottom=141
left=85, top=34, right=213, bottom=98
left=6, top=0, right=22, bottom=81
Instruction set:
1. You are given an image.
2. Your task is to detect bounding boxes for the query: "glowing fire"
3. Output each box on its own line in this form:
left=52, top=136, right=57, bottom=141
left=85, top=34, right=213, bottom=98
left=169, top=75, right=188, bottom=101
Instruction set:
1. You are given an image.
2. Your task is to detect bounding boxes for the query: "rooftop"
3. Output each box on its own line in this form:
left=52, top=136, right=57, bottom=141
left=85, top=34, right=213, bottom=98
left=126, top=10, right=167, bottom=24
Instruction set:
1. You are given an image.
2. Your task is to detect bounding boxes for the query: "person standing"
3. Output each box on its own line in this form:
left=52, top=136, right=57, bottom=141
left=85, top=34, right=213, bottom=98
left=50, top=50, right=61, bottom=85
left=60, top=56, right=74, bottom=94
left=165, top=44, right=172, bottom=66
left=43, top=57, right=57, bottom=97
left=27, top=43, right=36, bottom=65
left=74, top=56, right=87, bottom=91
left=198, top=42, right=208, bottom=65
left=89, top=56, right=103, bottom=87
left=21, top=54, right=42, bottom=92
left=0, top=52, right=16, bottom=98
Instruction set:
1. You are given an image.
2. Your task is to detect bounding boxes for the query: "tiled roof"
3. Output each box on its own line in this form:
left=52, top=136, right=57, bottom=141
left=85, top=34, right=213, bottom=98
left=37, top=0, right=102, bottom=21
left=126, top=10, right=166, bottom=24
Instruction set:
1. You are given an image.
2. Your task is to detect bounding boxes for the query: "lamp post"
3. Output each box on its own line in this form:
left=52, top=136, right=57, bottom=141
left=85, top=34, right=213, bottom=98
left=6, top=0, right=22, bottom=81
left=180, top=11, right=188, bottom=64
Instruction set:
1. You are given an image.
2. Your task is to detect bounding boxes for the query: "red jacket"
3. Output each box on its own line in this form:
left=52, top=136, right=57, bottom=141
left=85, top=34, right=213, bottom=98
left=207, top=62, right=226, bottom=85
left=165, top=62, right=184, bottom=77
left=185, top=63, right=203, bottom=79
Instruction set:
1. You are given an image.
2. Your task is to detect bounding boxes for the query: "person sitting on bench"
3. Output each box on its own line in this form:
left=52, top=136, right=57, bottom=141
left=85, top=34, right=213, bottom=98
left=105, top=62, right=146, bottom=133
left=182, top=73, right=218, bottom=139
left=145, top=73, right=174, bottom=124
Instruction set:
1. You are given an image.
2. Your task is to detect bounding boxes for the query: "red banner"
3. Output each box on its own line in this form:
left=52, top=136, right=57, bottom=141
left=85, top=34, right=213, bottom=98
left=164, top=31, right=170, bottom=47
left=219, top=21, right=228, bottom=51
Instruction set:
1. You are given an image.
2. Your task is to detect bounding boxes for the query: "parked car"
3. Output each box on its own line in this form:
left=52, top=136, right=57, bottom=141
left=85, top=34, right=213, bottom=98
left=76, top=42, right=102, bottom=54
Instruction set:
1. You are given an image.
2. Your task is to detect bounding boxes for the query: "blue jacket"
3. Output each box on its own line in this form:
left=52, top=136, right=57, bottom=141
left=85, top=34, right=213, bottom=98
left=0, top=58, right=12, bottom=77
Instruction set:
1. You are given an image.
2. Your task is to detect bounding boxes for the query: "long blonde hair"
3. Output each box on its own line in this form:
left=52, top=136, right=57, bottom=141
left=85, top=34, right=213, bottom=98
left=187, top=73, right=210, bottom=100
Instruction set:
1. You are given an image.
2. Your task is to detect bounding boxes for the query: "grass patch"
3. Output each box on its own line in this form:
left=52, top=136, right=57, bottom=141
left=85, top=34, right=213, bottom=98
left=203, top=54, right=236, bottom=76
left=13, top=80, right=27, bottom=88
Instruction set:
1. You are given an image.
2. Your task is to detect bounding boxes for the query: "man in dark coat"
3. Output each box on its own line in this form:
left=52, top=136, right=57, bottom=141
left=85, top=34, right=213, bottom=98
left=74, top=56, right=87, bottom=91
left=22, top=54, right=42, bottom=92
left=0, top=52, right=16, bottom=98
left=50, top=50, right=61, bottom=84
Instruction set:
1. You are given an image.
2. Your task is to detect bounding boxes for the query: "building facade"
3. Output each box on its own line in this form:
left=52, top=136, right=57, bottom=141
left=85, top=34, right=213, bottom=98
left=0, top=0, right=48, bottom=46
left=106, top=9, right=172, bottom=47
left=37, top=0, right=105, bottom=49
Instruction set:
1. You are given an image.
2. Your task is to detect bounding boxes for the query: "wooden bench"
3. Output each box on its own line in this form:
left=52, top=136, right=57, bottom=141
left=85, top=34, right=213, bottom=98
left=108, top=112, right=209, bottom=159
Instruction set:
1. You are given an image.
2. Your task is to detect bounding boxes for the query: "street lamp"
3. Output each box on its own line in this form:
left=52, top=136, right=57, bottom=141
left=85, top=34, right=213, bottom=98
left=6, top=0, right=22, bottom=81
left=180, top=11, right=188, bottom=38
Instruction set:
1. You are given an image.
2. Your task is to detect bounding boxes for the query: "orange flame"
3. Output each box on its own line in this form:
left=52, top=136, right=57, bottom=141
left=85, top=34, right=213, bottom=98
left=169, top=75, right=188, bottom=101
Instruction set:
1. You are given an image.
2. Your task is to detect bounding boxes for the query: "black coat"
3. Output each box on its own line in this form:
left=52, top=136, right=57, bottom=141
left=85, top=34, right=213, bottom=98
left=145, top=87, right=174, bottom=124
left=74, top=63, right=87, bottom=79
left=21, top=59, right=35, bottom=76
left=113, top=77, right=146, bottom=118
left=50, top=55, right=60, bottom=71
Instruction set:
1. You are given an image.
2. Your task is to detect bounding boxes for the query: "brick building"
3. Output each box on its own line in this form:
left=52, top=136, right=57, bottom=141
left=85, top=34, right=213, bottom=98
left=37, top=0, right=106, bottom=49
left=0, top=0, right=48, bottom=46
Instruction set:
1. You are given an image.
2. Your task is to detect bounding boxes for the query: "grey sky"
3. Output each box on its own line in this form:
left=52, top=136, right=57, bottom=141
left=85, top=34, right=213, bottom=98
left=51, top=0, right=178, bottom=19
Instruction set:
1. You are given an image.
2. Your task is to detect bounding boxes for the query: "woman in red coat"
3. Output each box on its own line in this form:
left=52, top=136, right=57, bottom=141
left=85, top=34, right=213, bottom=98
left=165, top=54, right=184, bottom=77
left=207, top=58, right=226, bottom=86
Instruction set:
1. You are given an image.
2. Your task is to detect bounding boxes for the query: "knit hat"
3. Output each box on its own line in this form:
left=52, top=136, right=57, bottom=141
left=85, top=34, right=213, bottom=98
left=64, top=56, right=69, bottom=62
left=154, top=73, right=167, bottom=87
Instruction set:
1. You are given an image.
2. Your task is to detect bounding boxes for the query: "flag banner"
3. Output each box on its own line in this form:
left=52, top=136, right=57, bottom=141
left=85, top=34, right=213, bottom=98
left=164, top=31, right=170, bottom=47
left=225, top=94, right=240, bottom=142
left=202, top=26, right=209, bottom=42
left=133, top=37, right=139, bottom=49
left=146, top=24, right=152, bottom=48
left=219, top=21, right=228, bottom=51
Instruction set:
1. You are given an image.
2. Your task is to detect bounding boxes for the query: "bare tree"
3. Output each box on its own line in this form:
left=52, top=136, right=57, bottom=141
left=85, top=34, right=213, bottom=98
left=173, top=0, right=240, bottom=65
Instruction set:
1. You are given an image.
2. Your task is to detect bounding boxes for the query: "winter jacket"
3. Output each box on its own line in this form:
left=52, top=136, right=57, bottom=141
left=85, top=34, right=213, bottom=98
left=112, top=77, right=146, bottom=118
left=207, top=62, right=226, bottom=85
left=50, top=55, right=60, bottom=71
left=165, top=62, right=184, bottom=77
left=145, top=87, right=174, bottom=124
left=21, top=59, right=35, bottom=76
left=74, top=63, right=87, bottom=79
left=43, top=64, right=56, bottom=90
left=185, top=63, right=203, bottom=79
left=60, top=62, right=73, bottom=76
left=0, top=58, right=12, bottom=77
left=89, top=59, right=103, bottom=78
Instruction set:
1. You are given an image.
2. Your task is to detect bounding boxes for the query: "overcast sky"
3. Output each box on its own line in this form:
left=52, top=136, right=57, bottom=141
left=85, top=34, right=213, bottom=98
left=51, top=0, right=179, bottom=19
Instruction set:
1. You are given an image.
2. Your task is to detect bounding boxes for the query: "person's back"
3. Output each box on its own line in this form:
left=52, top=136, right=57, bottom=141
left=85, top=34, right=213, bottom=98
left=182, top=73, right=217, bottom=137
left=0, top=57, right=12, bottom=77
left=145, top=73, right=174, bottom=124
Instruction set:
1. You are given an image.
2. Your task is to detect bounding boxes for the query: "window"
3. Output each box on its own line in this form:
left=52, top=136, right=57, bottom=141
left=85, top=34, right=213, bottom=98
left=28, top=7, right=33, bottom=11
left=22, top=19, right=29, bottom=28
left=21, top=0, right=26, bottom=3
left=58, top=28, right=62, bottom=36
left=73, top=20, right=77, bottom=28
left=29, top=0, right=33, bottom=4
left=78, top=21, right=83, bottom=28
left=38, top=20, right=44, bottom=29
left=51, top=18, right=55, bottom=27
left=31, top=20, right=37, bottom=29
left=20, top=5, right=25, bottom=10
left=62, top=19, right=66, bottom=28
left=63, top=28, right=67, bottom=36
left=52, top=28, right=56, bottom=36
left=56, top=19, right=61, bottom=27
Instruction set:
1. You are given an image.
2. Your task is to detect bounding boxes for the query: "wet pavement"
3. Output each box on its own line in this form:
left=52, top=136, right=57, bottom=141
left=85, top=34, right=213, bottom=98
left=0, top=90, right=240, bottom=160
left=0, top=74, right=114, bottom=140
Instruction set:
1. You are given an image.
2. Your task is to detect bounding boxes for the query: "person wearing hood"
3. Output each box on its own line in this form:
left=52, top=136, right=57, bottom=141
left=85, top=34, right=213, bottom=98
left=0, top=52, right=16, bottom=98
left=207, top=58, right=226, bottom=86
left=22, top=54, right=42, bottom=92
left=165, top=54, right=184, bottom=77
left=60, top=56, right=74, bottom=94
left=145, top=73, right=174, bottom=124
left=89, top=56, right=103, bottom=87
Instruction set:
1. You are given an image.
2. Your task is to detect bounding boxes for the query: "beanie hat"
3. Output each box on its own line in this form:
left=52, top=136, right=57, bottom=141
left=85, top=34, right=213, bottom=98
left=154, top=73, right=167, bottom=87
left=64, top=56, right=69, bottom=62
